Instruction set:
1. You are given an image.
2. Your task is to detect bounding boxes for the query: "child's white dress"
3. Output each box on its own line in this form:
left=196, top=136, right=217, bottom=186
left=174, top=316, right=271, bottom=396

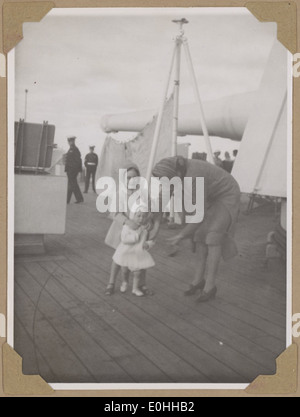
left=113, top=225, right=155, bottom=272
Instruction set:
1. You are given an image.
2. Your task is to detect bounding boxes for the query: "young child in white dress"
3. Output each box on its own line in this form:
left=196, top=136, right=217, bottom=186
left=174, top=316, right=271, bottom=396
left=112, top=205, right=155, bottom=297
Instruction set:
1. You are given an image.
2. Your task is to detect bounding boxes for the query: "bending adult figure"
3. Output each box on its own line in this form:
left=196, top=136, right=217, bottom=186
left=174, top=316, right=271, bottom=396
left=152, top=156, right=241, bottom=302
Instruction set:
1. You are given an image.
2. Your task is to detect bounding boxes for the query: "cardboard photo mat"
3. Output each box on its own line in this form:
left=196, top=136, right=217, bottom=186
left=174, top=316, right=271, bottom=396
left=0, top=0, right=299, bottom=397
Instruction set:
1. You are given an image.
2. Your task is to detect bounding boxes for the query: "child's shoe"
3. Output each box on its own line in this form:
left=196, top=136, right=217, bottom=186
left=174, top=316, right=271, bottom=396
left=120, top=281, right=129, bottom=293
left=140, top=286, right=154, bottom=296
left=105, top=283, right=115, bottom=295
left=196, top=286, right=217, bottom=302
left=132, top=289, right=144, bottom=297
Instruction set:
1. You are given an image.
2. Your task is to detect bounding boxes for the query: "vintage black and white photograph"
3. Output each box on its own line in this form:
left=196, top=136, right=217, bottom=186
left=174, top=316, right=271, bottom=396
left=9, top=7, right=291, bottom=388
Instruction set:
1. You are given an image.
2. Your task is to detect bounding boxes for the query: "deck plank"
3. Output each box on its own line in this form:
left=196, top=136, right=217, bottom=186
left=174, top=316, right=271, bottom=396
left=14, top=314, right=57, bottom=380
left=25, top=261, right=207, bottom=383
left=15, top=282, right=95, bottom=383
left=40, top=260, right=225, bottom=383
left=62, top=240, right=286, bottom=355
left=54, top=260, right=254, bottom=382
left=14, top=193, right=287, bottom=384
left=21, top=263, right=174, bottom=383
left=57, top=250, right=280, bottom=378
left=65, top=206, right=287, bottom=317
left=15, top=264, right=133, bottom=383
left=65, top=251, right=279, bottom=371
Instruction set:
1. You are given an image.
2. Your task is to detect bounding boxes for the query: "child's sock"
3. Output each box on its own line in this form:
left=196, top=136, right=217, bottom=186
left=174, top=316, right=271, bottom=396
left=120, top=281, right=129, bottom=293
left=132, top=275, right=144, bottom=296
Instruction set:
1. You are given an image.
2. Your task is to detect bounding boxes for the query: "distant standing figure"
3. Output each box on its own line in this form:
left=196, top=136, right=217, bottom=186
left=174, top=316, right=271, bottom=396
left=222, top=151, right=234, bottom=173
left=65, top=136, right=84, bottom=204
left=84, top=146, right=98, bottom=193
left=233, top=149, right=238, bottom=160
left=213, top=150, right=223, bottom=168
left=192, top=152, right=207, bottom=161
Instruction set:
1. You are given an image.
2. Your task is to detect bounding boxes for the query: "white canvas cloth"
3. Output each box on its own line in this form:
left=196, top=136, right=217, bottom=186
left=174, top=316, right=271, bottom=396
left=231, top=41, right=287, bottom=198
left=126, top=96, right=174, bottom=177
left=97, top=96, right=174, bottom=182
left=96, top=136, right=128, bottom=184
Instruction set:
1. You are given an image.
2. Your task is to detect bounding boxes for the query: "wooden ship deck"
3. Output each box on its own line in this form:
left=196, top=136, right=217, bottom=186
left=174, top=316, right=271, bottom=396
left=14, top=192, right=287, bottom=385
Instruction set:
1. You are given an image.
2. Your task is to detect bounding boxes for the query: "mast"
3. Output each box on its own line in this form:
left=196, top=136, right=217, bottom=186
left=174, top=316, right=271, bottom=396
left=145, top=18, right=214, bottom=187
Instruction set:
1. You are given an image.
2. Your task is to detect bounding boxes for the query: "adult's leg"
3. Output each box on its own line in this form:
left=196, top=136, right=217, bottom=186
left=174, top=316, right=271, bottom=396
left=105, top=260, right=121, bottom=295
left=184, top=243, right=207, bottom=295
left=84, top=168, right=91, bottom=193
left=92, top=168, right=97, bottom=192
left=108, top=261, right=120, bottom=285
left=200, top=203, right=231, bottom=294
left=67, top=172, right=74, bottom=203
left=73, top=172, right=84, bottom=202
left=203, top=244, right=222, bottom=293
left=138, top=269, right=146, bottom=288
left=192, top=202, right=232, bottom=299
left=192, top=243, right=208, bottom=286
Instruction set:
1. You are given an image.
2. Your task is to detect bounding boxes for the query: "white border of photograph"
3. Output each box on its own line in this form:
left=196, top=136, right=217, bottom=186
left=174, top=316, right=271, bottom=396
left=7, top=6, right=293, bottom=391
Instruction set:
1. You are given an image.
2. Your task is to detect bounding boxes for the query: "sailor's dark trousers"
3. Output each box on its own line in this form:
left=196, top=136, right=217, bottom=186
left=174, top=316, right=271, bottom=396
left=84, top=166, right=97, bottom=192
left=67, top=170, right=83, bottom=203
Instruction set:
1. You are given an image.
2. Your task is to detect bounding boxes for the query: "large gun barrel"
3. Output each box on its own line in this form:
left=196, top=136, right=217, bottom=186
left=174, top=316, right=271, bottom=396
left=101, top=91, right=257, bottom=141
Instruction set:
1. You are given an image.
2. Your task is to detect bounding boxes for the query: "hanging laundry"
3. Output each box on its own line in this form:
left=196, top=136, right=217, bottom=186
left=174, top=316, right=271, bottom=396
left=126, top=95, right=174, bottom=177
left=96, top=135, right=128, bottom=185
left=97, top=96, right=174, bottom=185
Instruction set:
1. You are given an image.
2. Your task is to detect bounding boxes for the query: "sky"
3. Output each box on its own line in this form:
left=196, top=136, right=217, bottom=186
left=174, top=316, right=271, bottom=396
left=13, top=8, right=277, bottom=159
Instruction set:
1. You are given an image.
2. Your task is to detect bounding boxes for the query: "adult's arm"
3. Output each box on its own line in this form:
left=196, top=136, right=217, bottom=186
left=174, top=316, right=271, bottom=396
left=167, top=176, right=206, bottom=244
left=74, top=147, right=82, bottom=172
left=148, top=212, right=162, bottom=241
left=64, top=152, right=68, bottom=172
left=177, top=223, right=199, bottom=239
left=166, top=223, right=198, bottom=246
